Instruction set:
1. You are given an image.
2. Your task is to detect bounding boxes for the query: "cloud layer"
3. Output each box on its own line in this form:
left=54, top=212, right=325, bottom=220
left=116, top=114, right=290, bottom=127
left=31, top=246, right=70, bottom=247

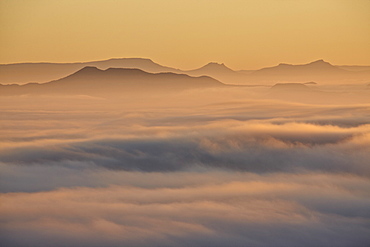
left=1, top=92, right=370, bottom=246
left=1, top=120, right=370, bottom=176
left=1, top=172, right=370, bottom=247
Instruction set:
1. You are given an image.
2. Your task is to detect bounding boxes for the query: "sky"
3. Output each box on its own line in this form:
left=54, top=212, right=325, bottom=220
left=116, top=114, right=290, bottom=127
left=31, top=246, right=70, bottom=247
left=1, top=2, right=370, bottom=246
left=1, top=0, right=370, bottom=69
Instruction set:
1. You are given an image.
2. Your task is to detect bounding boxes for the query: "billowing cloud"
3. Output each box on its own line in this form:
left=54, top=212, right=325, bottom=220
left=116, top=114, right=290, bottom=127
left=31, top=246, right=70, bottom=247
left=1, top=122, right=369, bottom=176
left=1, top=172, right=370, bottom=247
left=1, top=89, right=370, bottom=246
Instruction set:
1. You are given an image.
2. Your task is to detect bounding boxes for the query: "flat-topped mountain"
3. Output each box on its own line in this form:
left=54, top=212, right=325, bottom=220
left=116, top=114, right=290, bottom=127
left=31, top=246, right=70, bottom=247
left=0, top=67, right=225, bottom=97
left=86, top=58, right=180, bottom=72
left=0, top=58, right=180, bottom=84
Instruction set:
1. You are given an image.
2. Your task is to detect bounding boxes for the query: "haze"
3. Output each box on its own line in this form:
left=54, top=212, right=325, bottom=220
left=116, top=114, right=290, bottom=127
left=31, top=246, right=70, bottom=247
left=1, top=1, right=370, bottom=247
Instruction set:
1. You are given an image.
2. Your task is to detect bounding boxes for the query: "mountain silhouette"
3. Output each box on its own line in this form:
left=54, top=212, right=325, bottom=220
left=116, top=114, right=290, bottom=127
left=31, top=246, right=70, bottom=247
left=270, top=83, right=312, bottom=91
left=0, top=58, right=180, bottom=84
left=265, top=82, right=369, bottom=104
left=186, top=62, right=249, bottom=84
left=1, top=58, right=369, bottom=85
left=246, top=59, right=370, bottom=84
left=86, top=58, right=180, bottom=73
left=188, top=62, right=235, bottom=75
left=253, top=59, right=343, bottom=75
left=337, top=65, right=370, bottom=72
left=0, top=67, right=225, bottom=96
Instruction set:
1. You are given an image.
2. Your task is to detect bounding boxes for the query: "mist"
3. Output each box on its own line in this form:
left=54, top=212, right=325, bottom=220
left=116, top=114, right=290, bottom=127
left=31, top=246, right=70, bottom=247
left=1, top=72, right=370, bottom=246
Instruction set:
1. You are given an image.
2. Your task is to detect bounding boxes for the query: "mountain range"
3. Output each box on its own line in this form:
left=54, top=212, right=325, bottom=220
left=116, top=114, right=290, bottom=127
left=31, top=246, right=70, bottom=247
left=0, top=66, right=224, bottom=97
left=1, top=58, right=369, bottom=85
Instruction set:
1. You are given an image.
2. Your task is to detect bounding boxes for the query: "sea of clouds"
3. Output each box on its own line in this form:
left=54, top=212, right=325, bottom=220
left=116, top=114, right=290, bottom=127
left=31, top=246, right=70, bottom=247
left=1, top=92, right=370, bottom=246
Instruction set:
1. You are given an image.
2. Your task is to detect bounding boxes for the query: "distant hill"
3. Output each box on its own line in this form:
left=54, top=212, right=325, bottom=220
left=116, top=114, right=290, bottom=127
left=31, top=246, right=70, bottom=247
left=265, top=82, right=370, bottom=104
left=266, top=82, right=335, bottom=104
left=303, top=82, right=318, bottom=85
left=246, top=60, right=370, bottom=84
left=1, top=58, right=369, bottom=85
left=86, top=58, right=180, bottom=73
left=186, top=62, right=254, bottom=84
left=0, top=67, right=225, bottom=97
left=0, top=58, right=180, bottom=84
left=337, top=65, right=370, bottom=72
left=187, top=62, right=235, bottom=76
left=270, top=83, right=312, bottom=91
left=254, top=60, right=342, bottom=75
left=185, top=60, right=370, bottom=85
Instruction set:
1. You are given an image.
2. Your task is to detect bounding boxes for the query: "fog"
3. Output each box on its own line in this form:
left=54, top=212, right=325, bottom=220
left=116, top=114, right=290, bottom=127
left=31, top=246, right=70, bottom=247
left=1, top=80, right=370, bottom=246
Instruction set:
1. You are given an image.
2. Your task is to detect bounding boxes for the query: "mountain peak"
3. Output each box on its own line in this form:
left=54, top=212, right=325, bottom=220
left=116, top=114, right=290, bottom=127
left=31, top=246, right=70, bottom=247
left=199, top=62, right=234, bottom=72
left=63, top=66, right=102, bottom=79
left=205, top=62, right=226, bottom=67
left=314, top=59, right=325, bottom=62
left=277, top=60, right=332, bottom=67
left=307, top=59, right=333, bottom=66
left=277, top=63, right=292, bottom=67
left=74, top=66, right=102, bottom=74
left=79, top=66, right=101, bottom=71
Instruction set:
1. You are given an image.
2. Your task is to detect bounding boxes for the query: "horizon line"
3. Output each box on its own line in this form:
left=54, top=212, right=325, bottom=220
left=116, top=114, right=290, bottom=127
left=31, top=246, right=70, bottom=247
left=1, top=57, right=370, bottom=71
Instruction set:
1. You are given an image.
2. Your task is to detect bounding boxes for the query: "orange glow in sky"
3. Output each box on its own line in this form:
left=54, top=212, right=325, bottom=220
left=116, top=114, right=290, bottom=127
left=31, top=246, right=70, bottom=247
left=1, top=0, right=370, bottom=69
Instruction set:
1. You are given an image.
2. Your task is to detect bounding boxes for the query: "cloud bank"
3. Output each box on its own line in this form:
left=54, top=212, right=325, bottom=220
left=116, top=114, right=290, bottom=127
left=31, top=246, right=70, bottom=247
left=1, top=91, right=370, bottom=246
left=1, top=172, right=370, bottom=247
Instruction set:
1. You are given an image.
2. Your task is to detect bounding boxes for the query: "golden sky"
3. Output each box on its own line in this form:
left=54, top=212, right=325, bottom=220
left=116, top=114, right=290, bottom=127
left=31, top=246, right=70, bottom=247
left=1, top=0, right=370, bottom=69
